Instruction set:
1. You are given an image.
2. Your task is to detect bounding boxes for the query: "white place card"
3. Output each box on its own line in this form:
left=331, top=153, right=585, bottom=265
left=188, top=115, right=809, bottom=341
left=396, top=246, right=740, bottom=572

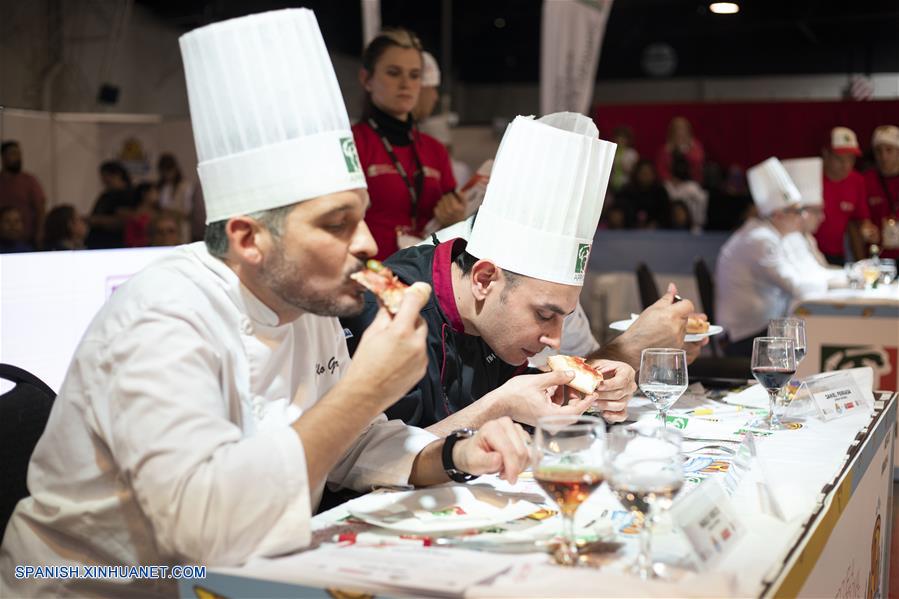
left=670, top=479, right=744, bottom=569
left=804, top=371, right=870, bottom=421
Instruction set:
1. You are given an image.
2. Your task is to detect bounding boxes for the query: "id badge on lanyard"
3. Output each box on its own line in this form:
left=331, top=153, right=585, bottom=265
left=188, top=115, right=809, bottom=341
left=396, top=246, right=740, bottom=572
left=883, top=218, right=899, bottom=249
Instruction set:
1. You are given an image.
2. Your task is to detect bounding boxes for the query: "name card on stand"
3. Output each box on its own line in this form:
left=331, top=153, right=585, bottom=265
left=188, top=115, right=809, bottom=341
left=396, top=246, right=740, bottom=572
left=670, top=479, right=744, bottom=569
left=802, top=371, right=871, bottom=421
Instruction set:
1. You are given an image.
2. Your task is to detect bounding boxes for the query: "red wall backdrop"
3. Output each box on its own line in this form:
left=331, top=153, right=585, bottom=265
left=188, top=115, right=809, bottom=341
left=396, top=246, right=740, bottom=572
left=593, top=100, right=899, bottom=170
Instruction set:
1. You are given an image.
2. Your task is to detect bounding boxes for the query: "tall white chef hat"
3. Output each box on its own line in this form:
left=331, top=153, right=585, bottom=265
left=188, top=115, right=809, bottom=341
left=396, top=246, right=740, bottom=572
left=781, top=157, right=823, bottom=208
left=747, top=157, right=802, bottom=217
left=179, top=9, right=366, bottom=224
left=422, top=51, right=441, bottom=87
left=466, top=112, right=616, bottom=287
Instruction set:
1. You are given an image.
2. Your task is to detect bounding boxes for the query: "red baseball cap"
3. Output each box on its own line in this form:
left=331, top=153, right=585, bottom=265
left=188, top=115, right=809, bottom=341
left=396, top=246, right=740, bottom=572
left=829, top=126, right=862, bottom=156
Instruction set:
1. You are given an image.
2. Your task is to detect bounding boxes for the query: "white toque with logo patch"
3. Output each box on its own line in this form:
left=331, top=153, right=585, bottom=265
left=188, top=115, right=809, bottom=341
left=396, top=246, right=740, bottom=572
left=747, top=157, right=802, bottom=217
left=466, top=112, right=616, bottom=286
left=781, top=158, right=823, bottom=208
left=179, top=8, right=366, bottom=223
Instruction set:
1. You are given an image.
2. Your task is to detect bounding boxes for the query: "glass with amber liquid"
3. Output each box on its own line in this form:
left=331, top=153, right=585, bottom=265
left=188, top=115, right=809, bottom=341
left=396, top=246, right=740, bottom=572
left=533, top=415, right=606, bottom=566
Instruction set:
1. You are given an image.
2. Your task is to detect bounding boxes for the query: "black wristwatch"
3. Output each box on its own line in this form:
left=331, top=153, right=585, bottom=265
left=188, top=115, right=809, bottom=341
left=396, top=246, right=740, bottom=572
left=442, top=428, right=479, bottom=483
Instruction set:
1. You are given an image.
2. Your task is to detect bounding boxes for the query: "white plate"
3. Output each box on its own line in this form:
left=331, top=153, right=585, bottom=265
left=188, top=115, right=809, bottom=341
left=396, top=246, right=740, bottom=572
left=348, top=484, right=543, bottom=534
left=609, top=318, right=724, bottom=343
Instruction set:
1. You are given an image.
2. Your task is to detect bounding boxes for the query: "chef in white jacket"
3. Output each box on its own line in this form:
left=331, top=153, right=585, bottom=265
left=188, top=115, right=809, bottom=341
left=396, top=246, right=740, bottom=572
left=0, top=10, right=529, bottom=597
left=716, top=157, right=830, bottom=356
left=781, top=157, right=848, bottom=286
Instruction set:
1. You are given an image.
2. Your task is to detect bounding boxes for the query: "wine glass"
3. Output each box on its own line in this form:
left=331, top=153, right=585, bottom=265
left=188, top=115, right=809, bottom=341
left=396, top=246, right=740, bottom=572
left=768, top=318, right=806, bottom=366
left=748, top=337, right=796, bottom=430
left=533, top=415, right=606, bottom=566
left=607, top=425, right=684, bottom=580
left=638, top=348, right=688, bottom=429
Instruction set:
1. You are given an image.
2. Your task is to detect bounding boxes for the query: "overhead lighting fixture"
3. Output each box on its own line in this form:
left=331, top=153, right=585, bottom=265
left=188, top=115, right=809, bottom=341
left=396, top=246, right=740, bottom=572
left=709, top=2, right=740, bottom=14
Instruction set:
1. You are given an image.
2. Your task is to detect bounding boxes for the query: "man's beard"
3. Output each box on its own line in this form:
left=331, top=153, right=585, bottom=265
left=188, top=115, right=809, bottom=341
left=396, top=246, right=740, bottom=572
left=259, top=242, right=365, bottom=318
left=4, top=161, right=22, bottom=174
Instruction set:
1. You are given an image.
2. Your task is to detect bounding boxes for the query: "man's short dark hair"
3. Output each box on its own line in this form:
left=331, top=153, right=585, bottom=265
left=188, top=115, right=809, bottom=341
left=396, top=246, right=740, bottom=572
left=205, top=204, right=295, bottom=259
left=1, top=141, right=20, bottom=155
left=454, top=249, right=521, bottom=298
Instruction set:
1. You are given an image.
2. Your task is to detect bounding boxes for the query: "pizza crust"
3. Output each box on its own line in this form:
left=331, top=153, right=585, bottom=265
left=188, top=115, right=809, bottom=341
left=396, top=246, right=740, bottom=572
left=547, top=355, right=603, bottom=394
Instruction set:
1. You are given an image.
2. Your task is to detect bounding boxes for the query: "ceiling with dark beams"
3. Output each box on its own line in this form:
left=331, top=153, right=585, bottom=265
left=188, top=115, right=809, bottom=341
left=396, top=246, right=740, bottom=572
left=137, top=0, right=899, bottom=82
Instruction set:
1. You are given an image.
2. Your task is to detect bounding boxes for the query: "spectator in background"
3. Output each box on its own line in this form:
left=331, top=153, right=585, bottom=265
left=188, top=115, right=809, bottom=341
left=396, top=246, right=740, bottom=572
left=705, top=163, right=754, bottom=231
left=0, top=141, right=47, bottom=247
left=865, top=125, right=899, bottom=260
left=86, top=161, right=134, bottom=249
left=148, top=210, right=184, bottom=247
left=816, top=127, right=877, bottom=265
left=668, top=200, right=693, bottom=231
left=0, top=206, right=33, bottom=253
left=616, top=159, right=670, bottom=228
left=124, top=182, right=160, bottom=247
left=663, top=151, right=708, bottom=231
left=353, top=29, right=464, bottom=259
left=156, top=153, right=195, bottom=243
left=656, top=116, right=705, bottom=183
left=43, top=204, right=88, bottom=250
left=610, top=125, right=639, bottom=192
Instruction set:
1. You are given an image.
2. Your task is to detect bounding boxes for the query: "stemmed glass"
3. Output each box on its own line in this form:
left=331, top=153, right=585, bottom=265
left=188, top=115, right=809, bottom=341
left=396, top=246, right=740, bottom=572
left=748, top=337, right=796, bottom=430
left=638, top=349, right=688, bottom=429
left=768, top=318, right=806, bottom=366
left=533, top=415, right=606, bottom=566
left=607, top=425, right=684, bottom=580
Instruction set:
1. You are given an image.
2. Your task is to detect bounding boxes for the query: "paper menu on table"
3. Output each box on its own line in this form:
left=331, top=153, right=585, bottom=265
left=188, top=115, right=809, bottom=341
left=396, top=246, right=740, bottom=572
left=223, top=545, right=515, bottom=597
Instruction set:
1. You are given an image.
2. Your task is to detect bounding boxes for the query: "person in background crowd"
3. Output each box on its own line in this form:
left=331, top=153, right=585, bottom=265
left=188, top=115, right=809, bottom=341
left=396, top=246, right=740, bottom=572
left=815, top=127, right=877, bottom=265
left=148, top=209, right=185, bottom=247
left=0, top=205, right=33, bottom=253
left=42, top=204, right=88, bottom=250
left=663, top=151, right=708, bottom=231
left=716, top=158, right=831, bottom=357
left=865, top=125, right=899, bottom=260
left=86, top=161, right=135, bottom=249
left=353, top=29, right=465, bottom=259
left=616, top=159, right=670, bottom=228
left=668, top=200, right=694, bottom=231
left=124, top=182, right=160, bottom=247
left=157, top=153, right=195, bottom=243
left=0, top=140, right=47, bottom=247
left=610, top=125, right=639, bottom=192
left=704, top=163, right=754, bottom=231
left=656, top=116, right=705, bottom=183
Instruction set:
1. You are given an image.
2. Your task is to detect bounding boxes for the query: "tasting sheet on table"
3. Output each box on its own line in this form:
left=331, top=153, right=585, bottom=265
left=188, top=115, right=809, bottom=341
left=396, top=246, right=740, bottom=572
left=192, top=372, right=891, bottom=598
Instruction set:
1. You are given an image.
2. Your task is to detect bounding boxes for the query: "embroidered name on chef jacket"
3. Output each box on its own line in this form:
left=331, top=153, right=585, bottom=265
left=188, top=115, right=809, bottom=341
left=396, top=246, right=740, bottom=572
left=316, top=356, right=340, bottom=376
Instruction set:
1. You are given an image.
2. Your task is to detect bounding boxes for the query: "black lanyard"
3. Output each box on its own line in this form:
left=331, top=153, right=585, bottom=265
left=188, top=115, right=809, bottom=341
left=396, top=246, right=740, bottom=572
left=368, top=118, right=425, bottom=222
left=877, top=171, right=899, bottom=216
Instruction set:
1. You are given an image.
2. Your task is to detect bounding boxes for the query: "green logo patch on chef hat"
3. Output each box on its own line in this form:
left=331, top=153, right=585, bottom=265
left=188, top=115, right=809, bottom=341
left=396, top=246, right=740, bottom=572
left=340, top=137, right=362, bottom=174
left=575, top=243, right=591, bottom=275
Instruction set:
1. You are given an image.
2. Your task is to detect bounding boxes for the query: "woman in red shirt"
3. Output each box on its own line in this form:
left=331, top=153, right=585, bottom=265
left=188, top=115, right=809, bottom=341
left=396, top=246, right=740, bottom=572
left=353, top=29, right=464, bottom=260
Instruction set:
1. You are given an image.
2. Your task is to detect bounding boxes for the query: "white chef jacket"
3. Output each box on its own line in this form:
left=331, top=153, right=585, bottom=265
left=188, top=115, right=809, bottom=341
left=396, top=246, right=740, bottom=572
left=0, top=243, right=436, bottom=597
left=783, top=232, right=848, bottom=287
left=715, top=218, right=829, bottom=342
left=421, top=215, right=601, bottom=368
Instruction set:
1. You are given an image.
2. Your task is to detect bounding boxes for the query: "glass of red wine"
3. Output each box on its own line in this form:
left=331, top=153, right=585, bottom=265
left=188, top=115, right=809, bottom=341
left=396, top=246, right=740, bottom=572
left=749, top=336, right=796, bottom=430
left=533, top=415, right=606, bottom=566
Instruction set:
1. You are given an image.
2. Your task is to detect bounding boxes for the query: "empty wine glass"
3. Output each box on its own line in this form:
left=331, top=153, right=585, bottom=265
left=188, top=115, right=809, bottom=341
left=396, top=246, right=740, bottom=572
left=748, top=337, right=796, bottom=430
left=533, top=415, right=606, bottom=566
left=638, top=348, right=688, bottom=429
left=767, top=318, right=806, bottom=366
left=607, top=425, right=684, bottom=580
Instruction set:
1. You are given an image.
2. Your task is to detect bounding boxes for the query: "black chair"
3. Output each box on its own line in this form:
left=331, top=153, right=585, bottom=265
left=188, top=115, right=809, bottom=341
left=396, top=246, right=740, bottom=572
left=0, top=364, right=56, bottom=538
left=636, top=262, right=660, bottom=310
left=693, top=257, right=722, bottom=357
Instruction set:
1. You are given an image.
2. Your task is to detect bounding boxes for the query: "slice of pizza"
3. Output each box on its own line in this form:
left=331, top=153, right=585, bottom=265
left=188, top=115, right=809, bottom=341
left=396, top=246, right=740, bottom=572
left=686, top=315, right=710, bottom=334
left=547, top=355, right=603, bottom=394
left=350, top=259, right=408, bottom=315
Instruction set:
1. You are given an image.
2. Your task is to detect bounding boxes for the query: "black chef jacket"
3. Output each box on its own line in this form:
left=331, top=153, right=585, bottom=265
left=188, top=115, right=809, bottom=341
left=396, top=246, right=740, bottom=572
left=340, top=238, right=527, bottom=427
